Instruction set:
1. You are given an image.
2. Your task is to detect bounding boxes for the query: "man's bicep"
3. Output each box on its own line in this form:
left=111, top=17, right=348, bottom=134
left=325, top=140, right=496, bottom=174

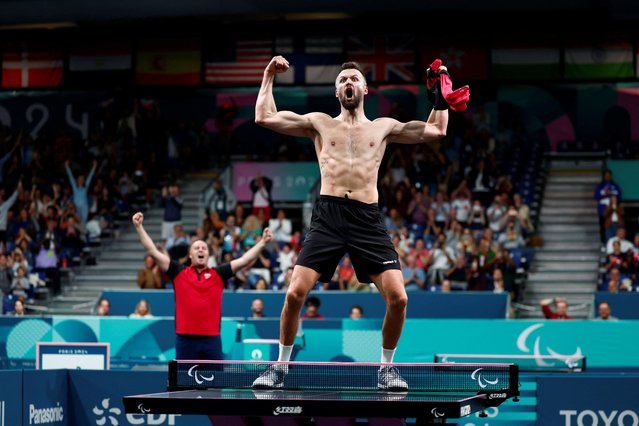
left=262, top=111, right=316, bottom=137
left=387, top=119, right=428, bottom=144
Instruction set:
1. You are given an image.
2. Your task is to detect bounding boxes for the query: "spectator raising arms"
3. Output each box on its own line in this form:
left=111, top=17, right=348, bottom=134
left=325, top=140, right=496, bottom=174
left=132, top=211, right=272, bottom=360
left=540, top=297, right=573, bottom=320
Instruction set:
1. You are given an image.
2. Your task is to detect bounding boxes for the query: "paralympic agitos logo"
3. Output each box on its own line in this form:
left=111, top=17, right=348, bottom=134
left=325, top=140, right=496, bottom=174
left=470, top=368, right=499, bottom=389
left=517, top=323, right=583, bottom=367
left=187, top=365, right=215, bottom=385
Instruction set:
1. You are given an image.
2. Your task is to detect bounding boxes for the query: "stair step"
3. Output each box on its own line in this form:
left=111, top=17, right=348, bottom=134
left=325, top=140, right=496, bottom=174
left=534, top=262, right=598, bottom=272
left=539, top=224, right=599, bottom=233
left=546, top=175, right=601, bottom=184
left=544, top=182, right=597, bottom=191
left=542, top=201, right=597, bottom=209
left=539, top=218, right=598, bottom=226
left=526, top=283, right=597, bottom=291
left=527, top=271, right=597, bottom=282
left=539, top=233, right=600, bottom=242
left=86, top=266, right=141, bottom=274
left=534, top=253, right=600, bottom=262
left=523, top=293, right=595, bottom=302
left=543, top=191, right=596, bottom=199
left=540, top=242, right=601, bottom=251
left=525, top=288, right=597, bottom=296
left=74, top=274, right=136, bottom=282
left=549, top=158, right=602, bottom=165
left=540, top=207, right=597, bottom=215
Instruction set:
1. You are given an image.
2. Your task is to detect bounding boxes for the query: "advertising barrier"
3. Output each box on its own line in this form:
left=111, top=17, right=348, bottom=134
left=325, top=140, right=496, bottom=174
left=537, top=375, right=639, bottom=425
left=68, top=370, right=210, bottom=426
left=594, top=292, right=639, bottom=319
left=100, top=290, right=510, bottom=319
left=0, top=370, right=22, bottom=426
left=232, top=162, right=320, bottom=202
left=1, top=317, right=639, bottom=368
left=23, top=370, right=68, bottom=426
left=3, top=367, right=639, bottom=424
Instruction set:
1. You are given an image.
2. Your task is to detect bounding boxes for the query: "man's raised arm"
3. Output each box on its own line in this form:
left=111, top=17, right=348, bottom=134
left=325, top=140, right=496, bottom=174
left=132, top=212, right=170, bottom=272
left=387, top=63, right=463, bottom=145
left=255, top=56, right=315, bottom=138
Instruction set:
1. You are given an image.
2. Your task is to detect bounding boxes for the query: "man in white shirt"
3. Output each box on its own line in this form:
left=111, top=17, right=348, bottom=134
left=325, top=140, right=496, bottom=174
left=268, top=209, right=292, bottom=244
left=606, top=227, right=633, bottom=255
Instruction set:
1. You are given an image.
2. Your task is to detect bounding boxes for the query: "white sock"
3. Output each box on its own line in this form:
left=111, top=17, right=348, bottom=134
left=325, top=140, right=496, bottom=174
left=381, top=347, right=396, bottom=365
left=278, top=344, right=293, bottom=363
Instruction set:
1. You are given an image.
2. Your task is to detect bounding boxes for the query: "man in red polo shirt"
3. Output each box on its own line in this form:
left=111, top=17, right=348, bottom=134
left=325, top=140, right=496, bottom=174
left=540, top=297, right=573, bottom=320
left=132, top=211, right=272, bottom=360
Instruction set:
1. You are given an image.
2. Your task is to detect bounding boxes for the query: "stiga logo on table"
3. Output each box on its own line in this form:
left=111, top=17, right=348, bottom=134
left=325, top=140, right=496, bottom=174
left=273, top=406, right=303, bottom=416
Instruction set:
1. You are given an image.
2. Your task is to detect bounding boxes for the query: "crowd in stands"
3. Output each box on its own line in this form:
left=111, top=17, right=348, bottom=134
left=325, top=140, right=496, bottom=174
left=595, top=169, right=639, bottom=294
left=0, top=97, right=200, bottom=314
left=181, top=109, right=543, bottom=309
left=0, top=96, right=548, bottom=317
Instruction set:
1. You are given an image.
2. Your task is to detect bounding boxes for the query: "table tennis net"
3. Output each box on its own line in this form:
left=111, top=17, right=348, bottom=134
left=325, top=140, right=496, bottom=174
left=434, top=354, right=585, bottom=372
left=169, top=360, right=517, bottom=393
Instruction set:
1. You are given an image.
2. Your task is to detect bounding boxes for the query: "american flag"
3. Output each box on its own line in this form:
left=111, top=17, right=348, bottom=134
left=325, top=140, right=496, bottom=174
left=346, top=35, right=416, bottom=83
left=205, top=38, right=272, bottom=85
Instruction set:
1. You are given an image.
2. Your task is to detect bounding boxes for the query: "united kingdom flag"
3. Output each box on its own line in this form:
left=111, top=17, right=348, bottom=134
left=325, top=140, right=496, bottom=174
left=346, top=35, right=416, bottom=83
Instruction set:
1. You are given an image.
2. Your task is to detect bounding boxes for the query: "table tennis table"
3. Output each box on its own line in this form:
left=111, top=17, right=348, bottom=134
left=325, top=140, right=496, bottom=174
left=123, top=360, right=519, bottom=425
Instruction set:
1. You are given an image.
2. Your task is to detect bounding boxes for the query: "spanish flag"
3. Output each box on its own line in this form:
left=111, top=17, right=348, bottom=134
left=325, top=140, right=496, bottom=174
left=136, top=39, right=201, bottom=86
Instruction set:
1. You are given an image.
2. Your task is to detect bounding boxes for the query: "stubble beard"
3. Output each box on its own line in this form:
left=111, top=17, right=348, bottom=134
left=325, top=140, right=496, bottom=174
left=339, top=94, right=362, bottom=111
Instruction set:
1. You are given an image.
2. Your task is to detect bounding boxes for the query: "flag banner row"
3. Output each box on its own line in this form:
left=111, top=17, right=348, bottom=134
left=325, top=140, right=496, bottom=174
left=1, top=38, right=638, bottom=88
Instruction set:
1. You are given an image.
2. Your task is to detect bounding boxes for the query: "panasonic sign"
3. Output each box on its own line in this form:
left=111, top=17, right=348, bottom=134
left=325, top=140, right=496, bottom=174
left=560, top=410, right=639, bottom=426
left=29, top=402, right=64, bottom=425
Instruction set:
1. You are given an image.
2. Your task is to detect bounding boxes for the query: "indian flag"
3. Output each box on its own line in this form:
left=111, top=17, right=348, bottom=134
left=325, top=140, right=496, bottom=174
left=565, top=44, right=633, bottom=79
left=491, top=47, right=560, bottom=80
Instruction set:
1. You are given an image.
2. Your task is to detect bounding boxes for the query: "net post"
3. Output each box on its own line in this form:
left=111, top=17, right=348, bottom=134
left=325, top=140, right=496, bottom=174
left=167, top=360, right=178, bottom=391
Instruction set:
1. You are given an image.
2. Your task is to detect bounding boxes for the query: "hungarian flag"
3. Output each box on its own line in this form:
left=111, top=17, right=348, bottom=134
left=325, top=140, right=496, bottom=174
left=565, top=43, right=633, bottom=79
left=205, top=38, right=272, bottom=85
left=418, top=42, right=489, bottom=80
left=1, top=44, right=64, bottom=88
left=491, top=46, right=561, bottom=80
left=69, top=42, right=132, bottom=71
left=136, top=39, right=201, bottom=86
left=346, top=34, right=416, bottom=83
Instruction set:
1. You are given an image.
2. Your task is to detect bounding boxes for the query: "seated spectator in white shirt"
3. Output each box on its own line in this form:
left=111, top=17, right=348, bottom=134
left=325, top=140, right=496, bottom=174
left=268, top=209, right=292, bottom=245
left=606, top=227, right=633, bottom=255
left=276, top=243, right=295, bottom=275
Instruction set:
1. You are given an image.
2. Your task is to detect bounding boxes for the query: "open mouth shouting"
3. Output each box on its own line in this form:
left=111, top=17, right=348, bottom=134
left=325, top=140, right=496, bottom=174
left=345, top=86, right=354, bottom=102
left=340, top=85, right=360, bottom=110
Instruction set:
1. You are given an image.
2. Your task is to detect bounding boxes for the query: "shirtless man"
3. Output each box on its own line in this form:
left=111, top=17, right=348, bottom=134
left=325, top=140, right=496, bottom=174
left=252, top=56, right=450, bottom=390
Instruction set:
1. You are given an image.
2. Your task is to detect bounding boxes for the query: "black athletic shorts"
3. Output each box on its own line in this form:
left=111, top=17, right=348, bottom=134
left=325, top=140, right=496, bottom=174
left=296, top=195, right=400, bottom=283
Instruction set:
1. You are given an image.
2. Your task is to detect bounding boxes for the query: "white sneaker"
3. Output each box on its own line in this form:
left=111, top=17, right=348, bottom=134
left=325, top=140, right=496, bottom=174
left=252, top=365, right=288, bottom=389
left=378, top=366, right=408, bottom=391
